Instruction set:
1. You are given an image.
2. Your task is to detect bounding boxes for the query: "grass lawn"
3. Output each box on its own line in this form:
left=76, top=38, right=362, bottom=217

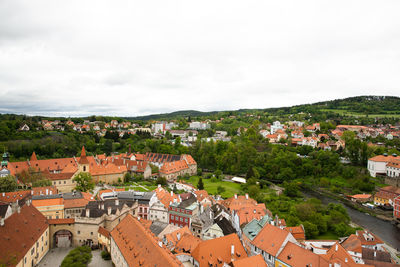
left=186, top=176, right=242, bottom=199
left=319, top=109, right=400, bottom=118
left=315, top=231, right=339, bottom=240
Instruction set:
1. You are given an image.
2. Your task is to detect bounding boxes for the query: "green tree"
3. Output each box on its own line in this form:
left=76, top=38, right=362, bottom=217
left=197, top=177, right=204, bottom=190
left=123, top=172, right=132, bottom=183
left=0, top=175, right=18, bottom=192
left=156, top=176, right=167, bottom=186
left=61, top=246, right=92, bottom=267
left=73, top=172, right=95, bottom=192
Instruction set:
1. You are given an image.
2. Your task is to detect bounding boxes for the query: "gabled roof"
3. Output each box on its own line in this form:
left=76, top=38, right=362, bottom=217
left=175, top=233, right=201, bottom=253
left=251, top=224, right=291, bottom=257
left=355, top=230, right=384, bottom=246
left=232, top=254, right=267, bottom=267
left=341, top=234, right=362, bottom=253
left=284, top=225, right=305, bottom=241
left=0, top=204, right=48, bottom=266
left=110, top=214, right=183, bottom=267
left=98, top=226, right=110, bottom=238
left=277, top=242, right=330, bottom=267
left=191, top=234, right=247, bottom=267
left=323, top=242, right=359, bottom=266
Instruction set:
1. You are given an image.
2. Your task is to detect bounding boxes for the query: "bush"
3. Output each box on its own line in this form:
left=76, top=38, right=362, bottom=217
left=101, top=250, right=111, bottom=261
left=61, top=246, right=92, bottom=267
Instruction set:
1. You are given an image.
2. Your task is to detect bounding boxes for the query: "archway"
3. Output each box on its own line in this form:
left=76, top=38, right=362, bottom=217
left=54, top=230, right=73, bottom=248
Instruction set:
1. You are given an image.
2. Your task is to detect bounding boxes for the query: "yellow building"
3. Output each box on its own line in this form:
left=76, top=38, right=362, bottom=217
left=0, top=202, right=50, bottom=267
left=98, top=226, right=111, bottom=252
left=32, top=196, right=64, bottom=219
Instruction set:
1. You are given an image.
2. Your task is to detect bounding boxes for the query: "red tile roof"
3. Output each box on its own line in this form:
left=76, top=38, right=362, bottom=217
left=0, top=204, right=48, bottom=266
left=98, top=226, right=110, bottom=238
left=341, top=234, right=362, bottom=254
left=0, top=190, right=30, bottom=203
left=110, top=214, right=183, bottom=266
left=284, top=225, right=306, bottom=241
left=232, top=254, right=267, bottom=267
left=48, top=218, right=75, bottom=225
left=175, top=233, right=201, bottom=253
left=191, top=234, right=247, bottom=267
left=32, top=198, right=63, bottom=207
left=251, top=224, right=291, bottom=257
left=277, top=242, right=330, bottom=267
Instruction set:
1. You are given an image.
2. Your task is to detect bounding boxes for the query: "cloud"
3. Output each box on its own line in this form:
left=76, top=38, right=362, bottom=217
left=0, top=0, right=399, bottom=116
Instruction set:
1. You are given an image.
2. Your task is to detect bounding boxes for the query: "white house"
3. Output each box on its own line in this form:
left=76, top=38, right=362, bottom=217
left=368, top=154, right=400, bottom=177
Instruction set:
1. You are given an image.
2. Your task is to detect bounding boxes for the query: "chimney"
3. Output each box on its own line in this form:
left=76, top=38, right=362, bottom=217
left=345, top=258, right=348, bottom=263
left=335, top=244, right=338, bottom=251
left=158, top=184, right=161, bottom=188
left=17, top=206, right=21, bottom=213
left=86, top=208, right=90, bottom=217
left=374, top=251, right=376, bottom=258
left=115, top=199, right=119, bottom=206
left=234, top=194, right=237, bottom=199
left=108, top=206, right=112, bottom=215
left=46, top=189, right=49, bottom=195
left=177, top=233, right=181, bottom=241
left=31, top=190, right=33, bottom=195
left=231, top=245, right=235, bottom=255
left=171, top=191, right=173, bottom=196
left=2, top=192, right=4, bottom=197
left=101, top=203, right=104, bottom=210
left=245, top=194, right=248, bottom=200
left=0, top=218, right=4, bottom=227
left=200, top=205, right=204, bottom=214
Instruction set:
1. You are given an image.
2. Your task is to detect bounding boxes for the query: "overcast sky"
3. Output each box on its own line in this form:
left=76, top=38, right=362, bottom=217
left=0, top=0, right=399, bottom=117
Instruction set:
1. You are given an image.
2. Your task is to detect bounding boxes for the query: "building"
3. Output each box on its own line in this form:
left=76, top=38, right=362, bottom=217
left=32, top=195, right=64, bottom=219
left=0, top=202, right=49, bottom=267
left=367, top=154, right=400, bottom=177
left=374, top=186, right=400, bottom=207
left=232, top=254, right=267, bottom=267
left=341, top=234, right=364, bottom=264
left=394, top=195, right=400, bottom=220
left=276, top=242, right=330, bottom=267
left=191, top=233, right=247, bottom=267
left=117, top=191, right=154, bottom=220
left=169, top=194, right=199, bottom=228
left=98, top=226, right=111, bottom=252
left=249, top=224, right=298, bottom=266
left=355, top=230, right=384, bottom=251
left=149, top=186, right=180, bottom=223
left=110, top=214, right=183, bottom=267
left=189, top=121, right=210, bottom=130
left=63, top=191, right=93, bottom=218
left=349, top=193, right=372, bottom=203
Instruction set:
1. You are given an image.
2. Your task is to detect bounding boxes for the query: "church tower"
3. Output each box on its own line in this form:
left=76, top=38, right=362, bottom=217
left=78, top=146, right=90, bottom=172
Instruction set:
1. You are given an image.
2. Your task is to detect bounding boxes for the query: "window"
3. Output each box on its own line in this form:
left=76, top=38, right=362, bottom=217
left=64, top=181, right=66, bottom=184
left=59, top=181, right=61, bottom=184
left=83, top=166, right=86, bottom=171
left=78, top=231, right=81, bottom=234
left=31, top=248, right=35, bottom=255
left=42, top=236, right=43, bottom=241
left=185, top=218, right=188, bottom=222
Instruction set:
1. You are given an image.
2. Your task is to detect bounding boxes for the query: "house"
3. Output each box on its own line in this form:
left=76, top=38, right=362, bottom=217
left=149, top=186, right=180, bottom=223
left=174, top=232, right=202, bottom=254
left=189, top=121, right=210, bottom=130
left=394, top=195, right=400, bottom=220
left=32, top=194, right=64, bottom=219
left=276, top=242, right=330, bottom=267
left=232, top=254, right=267, bottom=267
left=18, top=124, right=30, bottom=131
left=63, top=191, right=93, bottom=218
left=323, top=242, right=361, bottom=266
left=341, top=234, right=364, bottom=264
left=0, top=202, right=49, bottom=267
left=110, top=214, right=184, bottom=267
left=284, top=225, right=305, bottom=242
left=163, top=226, right=193, bottom=250
left=349, top=193, right=372, bottom=203
left=98, top=226, right=111, bottom=252
left=249, top=224, right=298, bottom=266
left=374, top=186, right=400, bottom=206
left=355, top=230, right=384, bottom=251
left=191, top=233, right=247, bottom=267
left=367, top=154, right=400, bottom=177
left=169, top=194, right=199, bottom=228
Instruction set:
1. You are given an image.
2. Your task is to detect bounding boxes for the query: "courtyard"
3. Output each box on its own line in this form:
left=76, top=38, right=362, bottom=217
left=38, top=248, right=112, bottom=267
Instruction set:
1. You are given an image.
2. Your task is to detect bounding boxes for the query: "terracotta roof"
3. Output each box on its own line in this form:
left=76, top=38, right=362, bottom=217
left=220, top=195, right=258, bottom=212
left=110, top=214, right=183, bottom=266
left=31, top=186, right=58, bottom=195
left=191, top=234, right=247, bottom=267
left=30, top=151, right=38, bottom=161
left=341, top=234, right=362, bottom=253
left=251, top=224, right=291, bottom=257
left=323, top=242, right=359, bottom=266
left=369, top=155, right=400, bottom=163
left=159, top=160, right=189, bottom=175
left=355, top=230, right=384, bottom=246
left=277, top=242, right=330, bottom=267
left=32, top=198, right=63, bottom=207
left=48, top=218, right=75, bottom=225
left=0, top=204, right=48, bottom=266
left=43, top=172, right=75, bottom=181
left=236, top=203, right=270, bottom=226
left=165, top=226, right=192, bottom=248
left=98, top=226, right=110, bottom=238
left=64, top=197, right=90, bottom=209
left=175, top=233, right=201, bottom=253
left=232, top=254, right=267, bottom=267
left=78, top=146, right=89, bottom=164
left=0, top=190, right=30, bottom=203
left=284, top=225, right=306, bottom=241
left=350, top=194, right=371, bottom=199
left=154, top=187, right=180, bottom=209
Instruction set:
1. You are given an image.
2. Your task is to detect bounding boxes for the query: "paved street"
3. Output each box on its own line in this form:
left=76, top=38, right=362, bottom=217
left=38, top=248, right=113, bottom=267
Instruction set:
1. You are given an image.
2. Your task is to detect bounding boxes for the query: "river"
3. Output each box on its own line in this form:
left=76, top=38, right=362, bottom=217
left=303, top=190, right=400, bottom=249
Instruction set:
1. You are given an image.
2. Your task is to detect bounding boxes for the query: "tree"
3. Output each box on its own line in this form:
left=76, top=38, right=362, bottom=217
left=61, top=246, right=92, bottom=267
left=0, top=175, right=18, bottom=192
left=123, top=172, right=132, bottom=183
left=73, top=172, right=95, bottom=192
left=156, top=176, right=167, bottom=186
left=197, top=177, right=204, bottom=190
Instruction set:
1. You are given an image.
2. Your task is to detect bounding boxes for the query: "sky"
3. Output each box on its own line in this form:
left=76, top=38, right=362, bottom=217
left=0, top=0, right=399, bottom=117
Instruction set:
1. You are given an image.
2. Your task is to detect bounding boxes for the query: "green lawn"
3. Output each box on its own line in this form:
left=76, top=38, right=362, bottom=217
left=319, top=109, right=400, bottom=118
left=186, top=176, right=242, bottom=199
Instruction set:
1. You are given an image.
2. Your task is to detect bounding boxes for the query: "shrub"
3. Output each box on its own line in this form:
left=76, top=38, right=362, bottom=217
left=101, top=250, right=111, bottom=261
left=61, top=246, right=92, bottom=267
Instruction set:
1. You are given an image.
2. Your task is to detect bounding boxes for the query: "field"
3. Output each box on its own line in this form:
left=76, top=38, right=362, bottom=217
left=319, top=109, right=400, bottom=118
left=186, top=176, right=243, bottom=199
